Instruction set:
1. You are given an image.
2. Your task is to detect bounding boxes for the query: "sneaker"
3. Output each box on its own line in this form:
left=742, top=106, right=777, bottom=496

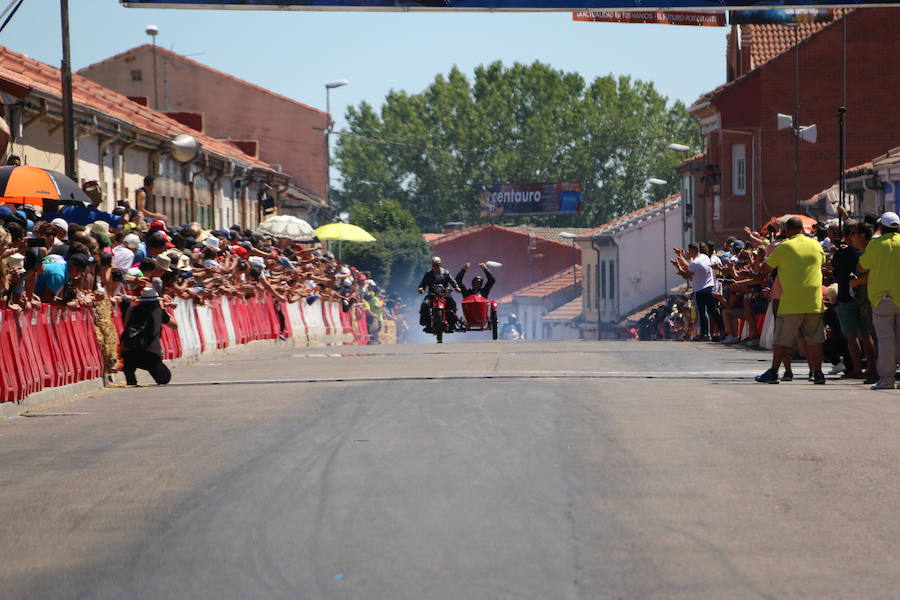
left=755, top=369, right=780, bottom=384
left=864, top=375, right=879, bottom=385
left=871, top=379, right=897, bottom=390
left=721, top=335, right=739, bottom=345
left=828, top=361, right=846, bottom=375
left=812, top=370, right=826, bottom=385
left=693, top=335, right=711, bottom=342
left=743, top=338, right=760, bottom=348
left=781, top=370, right=794, bottom=382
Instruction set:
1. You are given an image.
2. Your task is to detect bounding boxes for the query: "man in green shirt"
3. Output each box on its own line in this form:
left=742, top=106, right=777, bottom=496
left=755, top=217, right=826, bottom=384
left=859, top=211, right=900, bottom=390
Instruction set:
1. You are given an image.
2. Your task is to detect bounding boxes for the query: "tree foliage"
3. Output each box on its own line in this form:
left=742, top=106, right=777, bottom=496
left=334, top=61, right=700, bottom=232
left=339, top=199, right=430, bottom=295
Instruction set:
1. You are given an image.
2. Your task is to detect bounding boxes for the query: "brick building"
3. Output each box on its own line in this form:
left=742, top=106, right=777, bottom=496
left=78, top=46, right=329, bottom=221
left=425, top=225, right=587, bottom=301
left=683, top=8, right=900, bottom=242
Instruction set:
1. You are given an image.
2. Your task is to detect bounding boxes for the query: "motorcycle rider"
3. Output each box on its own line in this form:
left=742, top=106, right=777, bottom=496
left=417, top=256, right=460, bottom=332
left=455, top=262, right=495, bottom=299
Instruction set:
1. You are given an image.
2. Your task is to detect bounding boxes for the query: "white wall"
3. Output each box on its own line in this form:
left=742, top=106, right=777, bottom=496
left=582, top=204, right=683, bottom=324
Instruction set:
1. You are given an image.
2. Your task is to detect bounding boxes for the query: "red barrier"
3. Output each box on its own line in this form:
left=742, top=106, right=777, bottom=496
left=339, top=305, right=353, bottom=345
left=321, top=301, right=334, bottom=342
left=210, top=300, right=230, bottom=350
left=355, top=307, right=369, bottom=346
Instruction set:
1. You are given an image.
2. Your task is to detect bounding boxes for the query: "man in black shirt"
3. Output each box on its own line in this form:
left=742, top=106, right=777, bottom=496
left=455, top=262, right=495, bottom=299
left=832, top=220, right=875, bottom=378
left=417, top=256, right=460, bottom=330
left=121, top=287, right=179, bottom=385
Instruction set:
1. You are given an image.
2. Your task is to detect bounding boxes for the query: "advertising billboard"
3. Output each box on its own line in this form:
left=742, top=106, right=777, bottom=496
left=122, top=0, right=898, bottom=11
left=477, top=182, right=582, bottom=217
left=573, top=10, right=726, bottom=25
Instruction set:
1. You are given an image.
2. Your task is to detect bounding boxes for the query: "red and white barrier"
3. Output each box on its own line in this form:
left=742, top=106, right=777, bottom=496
left=1, top=296, right=373, bottom=407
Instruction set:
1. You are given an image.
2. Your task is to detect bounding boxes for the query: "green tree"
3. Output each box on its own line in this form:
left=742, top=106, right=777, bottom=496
left=334, top=61, right=700, bottom=231
left=339, top=199, right=430, bottom=295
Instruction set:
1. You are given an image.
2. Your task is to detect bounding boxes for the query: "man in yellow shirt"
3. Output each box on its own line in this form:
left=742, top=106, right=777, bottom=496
left=859, top=211, right=900, bottom=390
left=755, top=217, right=826, bottom=384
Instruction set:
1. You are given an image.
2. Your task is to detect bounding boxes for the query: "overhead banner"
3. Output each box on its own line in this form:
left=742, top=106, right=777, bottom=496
left=121, top=0, right=897, bottom=11
left=729, top=8, right=835, bottom=23
left=574, top=10, right=726, bottom=25
left=477, top=182, right=582, bottom=217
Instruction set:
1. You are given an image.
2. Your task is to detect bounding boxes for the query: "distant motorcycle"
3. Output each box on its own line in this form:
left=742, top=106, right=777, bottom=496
left=500, top=318, right=522, bottom=341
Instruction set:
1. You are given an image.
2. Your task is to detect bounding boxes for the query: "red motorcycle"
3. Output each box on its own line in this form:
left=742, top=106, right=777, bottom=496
left=427, top=283, right=455, bottom=344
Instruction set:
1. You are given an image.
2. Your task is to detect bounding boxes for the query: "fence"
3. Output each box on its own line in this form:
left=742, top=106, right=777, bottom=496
left=0, top=296, right=375, bottom=405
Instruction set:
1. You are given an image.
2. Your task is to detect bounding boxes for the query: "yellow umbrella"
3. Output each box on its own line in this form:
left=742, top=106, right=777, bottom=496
left=314, top=223, right=376, bottom=243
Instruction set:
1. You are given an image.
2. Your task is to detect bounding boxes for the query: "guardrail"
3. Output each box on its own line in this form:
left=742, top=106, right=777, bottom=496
left=0, top=296, right=376, bottom=405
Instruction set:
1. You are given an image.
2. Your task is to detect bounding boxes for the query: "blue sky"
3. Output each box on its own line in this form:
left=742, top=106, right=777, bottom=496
left=0, top=1, right=727, bottom=132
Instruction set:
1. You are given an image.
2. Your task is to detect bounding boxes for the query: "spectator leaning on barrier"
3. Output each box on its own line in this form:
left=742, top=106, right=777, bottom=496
left=671, top=242, right=723, bottom=341
left=858, top=211, right=900, bottom=390
left=755, top=217, right=826, bottom=384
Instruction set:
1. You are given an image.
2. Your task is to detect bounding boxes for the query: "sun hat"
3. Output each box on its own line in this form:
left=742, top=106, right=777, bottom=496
left=154, top=254, right=173, bottom=272
left=202, top=236, right=220, bottom=251
left=138, top=287, right=161, bottom=303
left=88, top=221, right=110, bottom=236
left=3, top=252, right=24, bottom=271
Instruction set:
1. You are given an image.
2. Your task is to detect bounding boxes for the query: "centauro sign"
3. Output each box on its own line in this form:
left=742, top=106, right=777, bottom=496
left=477, top=182, right=582, bottom=217
left=121, top=0, right=898, bottom=11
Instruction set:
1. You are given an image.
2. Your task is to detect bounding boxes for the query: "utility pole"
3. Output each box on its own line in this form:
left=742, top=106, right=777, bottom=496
left=59, top=0, right=77, bottom=180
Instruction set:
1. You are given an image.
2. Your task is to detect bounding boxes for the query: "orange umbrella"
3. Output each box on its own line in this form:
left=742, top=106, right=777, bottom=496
left=0, top=165, right=90, bottom=208
left=760, top=214, right=818, bottom=235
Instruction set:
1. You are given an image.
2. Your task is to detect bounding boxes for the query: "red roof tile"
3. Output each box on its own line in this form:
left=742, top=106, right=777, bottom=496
left=542, top=296, right=583, bottom=322
left=80, top=45, right=326, bottom=117
left=499, top=265, right=581, bottom=302
left=693, top=10, right=851, bottom=109
left=0, top=45, right=275, bottom=171
left=427, top=224, right=590, bottom=248
left=580, top=193, right=680, bottom=239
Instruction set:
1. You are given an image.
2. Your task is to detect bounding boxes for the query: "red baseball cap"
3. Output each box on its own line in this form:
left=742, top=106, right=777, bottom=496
left=149, top=220, right=167, bottom=232
left=232, top=245, right=248, bottom=259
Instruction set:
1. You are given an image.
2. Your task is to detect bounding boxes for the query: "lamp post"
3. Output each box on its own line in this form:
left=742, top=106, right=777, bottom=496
left=648, top=177, right=668, bottom=301
left=59, top=0, right=76, bottom=180
left=559, top=232, right=578, bottom=289
left=324, top=79, right=349, bottom=213
left=146, top=25, right=159, bottom=110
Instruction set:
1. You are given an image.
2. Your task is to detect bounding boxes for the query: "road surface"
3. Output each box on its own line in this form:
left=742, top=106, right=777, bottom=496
left=1, top=339, right=898, bottom=599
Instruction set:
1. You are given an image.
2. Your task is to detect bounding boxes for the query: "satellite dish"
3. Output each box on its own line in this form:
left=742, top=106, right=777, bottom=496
left=169, top=134, right=200, bottom=163
left=799, top=124, right=817, bottom=144
left=777, top=113, right=794, bottom=131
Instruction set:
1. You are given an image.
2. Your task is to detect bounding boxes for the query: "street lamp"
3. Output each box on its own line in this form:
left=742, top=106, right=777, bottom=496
left=324, top=79, right=349, bottom=210
left=559, top=231, right=578, bottom=289
left=648, top=177, right=669, bottom=301
left=146, top=25, right=159, bottom=110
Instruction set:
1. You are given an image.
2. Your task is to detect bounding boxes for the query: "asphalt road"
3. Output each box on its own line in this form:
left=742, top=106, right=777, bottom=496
left=2, top=339, right=899, bottom=599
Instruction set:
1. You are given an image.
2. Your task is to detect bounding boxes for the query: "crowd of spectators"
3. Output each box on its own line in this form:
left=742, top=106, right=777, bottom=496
left=0, top=179, right=407, bottom=383
left=641, top=209, right=900, bottom=390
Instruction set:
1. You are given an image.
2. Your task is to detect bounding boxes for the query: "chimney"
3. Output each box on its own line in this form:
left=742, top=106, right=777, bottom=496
left=227, top=140, right=260, bottom=159
left=443, top=221, right=465, bottom=234
left=128, top=96, right=149, bottom=106
left=165, top=112, right=205, bottom=133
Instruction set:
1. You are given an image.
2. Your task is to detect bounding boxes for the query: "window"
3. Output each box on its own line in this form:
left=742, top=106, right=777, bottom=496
left=732, top=143, right=746, bottom=196
left=609, top=261, right=615, bottom=302
left=131, top=70, right=143, bottom=82
left=601, top=261, right=607, bottom=300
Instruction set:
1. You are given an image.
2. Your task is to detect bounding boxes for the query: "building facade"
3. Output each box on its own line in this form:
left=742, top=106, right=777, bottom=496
left=577, top=195, right=683, bottom=338
left=78, top=45, right=329, bottom=222
left=0, top=45, right=286, bottom=229
left=687, top=8, right=900, bottom=242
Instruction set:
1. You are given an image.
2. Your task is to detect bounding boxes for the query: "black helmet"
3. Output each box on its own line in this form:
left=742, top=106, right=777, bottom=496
left=472, top=275, right=483, bottom=284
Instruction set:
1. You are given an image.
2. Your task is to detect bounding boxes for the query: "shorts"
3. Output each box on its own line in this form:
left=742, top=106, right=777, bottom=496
left=774, top=313, right=825, bottom=347
left=836, top=300, right=868, bottom=336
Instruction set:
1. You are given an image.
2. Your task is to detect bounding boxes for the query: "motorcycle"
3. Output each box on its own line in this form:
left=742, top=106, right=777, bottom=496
left=426, top=283, right=456, bottom=343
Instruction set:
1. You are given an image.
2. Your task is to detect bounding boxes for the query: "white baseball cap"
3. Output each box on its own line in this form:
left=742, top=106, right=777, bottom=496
left=123, top=233, right=141, bottom=249
left=878, top=211, right=900, bottom=230
left=202, top=236, right=220, bottom=251
left=50, top=218, right=68, bottom=233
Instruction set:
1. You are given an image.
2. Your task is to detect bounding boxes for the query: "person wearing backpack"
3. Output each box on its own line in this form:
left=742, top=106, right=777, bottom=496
left=121, top=287, right=178, bottom=386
